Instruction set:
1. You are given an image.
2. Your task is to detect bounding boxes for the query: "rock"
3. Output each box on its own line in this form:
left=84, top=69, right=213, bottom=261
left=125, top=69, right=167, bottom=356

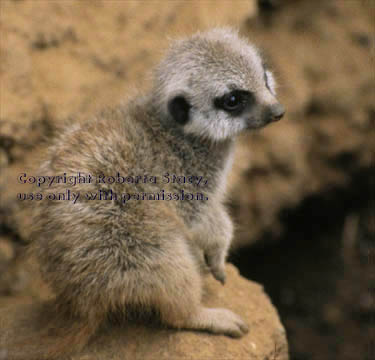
left=0, top=265, right=288, bottom=360
left=0, top=237, right=17, bottom=295
left=0, top=238, right=14, bottom=266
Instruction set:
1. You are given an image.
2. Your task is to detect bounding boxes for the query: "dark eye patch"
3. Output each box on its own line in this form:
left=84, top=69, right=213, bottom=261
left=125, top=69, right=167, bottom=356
left=214, top=90, right=254, bottom=116
left=168, top=95, right=191, bottom=125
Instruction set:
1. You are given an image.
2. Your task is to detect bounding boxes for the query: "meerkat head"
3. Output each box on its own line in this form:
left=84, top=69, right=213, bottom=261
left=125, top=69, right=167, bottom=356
left=153, top=28, right=285, bottom=142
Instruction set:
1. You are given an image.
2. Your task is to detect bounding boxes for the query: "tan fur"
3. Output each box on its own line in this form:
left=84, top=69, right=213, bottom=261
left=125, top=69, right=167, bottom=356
left=6, top=28, right=284, bottom=359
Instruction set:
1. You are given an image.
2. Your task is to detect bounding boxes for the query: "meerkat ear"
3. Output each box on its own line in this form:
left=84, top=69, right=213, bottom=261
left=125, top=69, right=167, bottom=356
left=168, top=95, right=191, bottom=125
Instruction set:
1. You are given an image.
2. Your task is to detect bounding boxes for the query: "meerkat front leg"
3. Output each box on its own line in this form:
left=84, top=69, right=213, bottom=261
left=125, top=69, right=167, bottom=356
left=193, top=204, right=233, bottom=284
left=129, top=233, right=248, bottom=338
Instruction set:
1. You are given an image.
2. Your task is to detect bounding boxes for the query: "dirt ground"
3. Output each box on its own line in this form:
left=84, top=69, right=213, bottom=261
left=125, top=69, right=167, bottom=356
left=0, top=1, right=374, bottom=359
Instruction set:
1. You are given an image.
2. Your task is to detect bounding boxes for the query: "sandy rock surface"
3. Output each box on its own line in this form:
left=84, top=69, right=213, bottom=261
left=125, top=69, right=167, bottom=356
left=0, top=264, right=288, bottom=360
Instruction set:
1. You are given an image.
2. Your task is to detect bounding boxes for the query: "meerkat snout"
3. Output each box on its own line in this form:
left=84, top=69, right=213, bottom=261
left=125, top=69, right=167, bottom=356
left=263, top=102, right=285, bottom=124
left=269, top=102, right=285, bottom=121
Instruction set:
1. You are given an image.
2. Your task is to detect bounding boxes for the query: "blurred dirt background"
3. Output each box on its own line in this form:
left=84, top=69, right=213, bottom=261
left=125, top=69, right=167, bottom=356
left=0, top=0, right=374, bottom=359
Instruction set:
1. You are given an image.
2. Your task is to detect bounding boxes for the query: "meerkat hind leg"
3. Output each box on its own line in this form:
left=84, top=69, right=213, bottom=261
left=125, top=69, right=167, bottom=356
left=186, top=308, right=249, bottom=338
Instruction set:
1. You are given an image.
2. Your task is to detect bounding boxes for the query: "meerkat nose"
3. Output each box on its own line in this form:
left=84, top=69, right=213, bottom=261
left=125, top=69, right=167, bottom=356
left=269, top=103, right=285, bottom=122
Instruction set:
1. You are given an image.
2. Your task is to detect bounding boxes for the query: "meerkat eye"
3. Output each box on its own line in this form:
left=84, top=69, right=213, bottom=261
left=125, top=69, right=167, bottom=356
left=223, top=93, right=241, bottom=110
left=214, top=90, right=253, bottom=115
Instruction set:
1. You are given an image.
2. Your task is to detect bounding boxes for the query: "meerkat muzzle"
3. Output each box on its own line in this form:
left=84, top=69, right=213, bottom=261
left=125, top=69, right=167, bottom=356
left=268, top=103, right=285, bottom=122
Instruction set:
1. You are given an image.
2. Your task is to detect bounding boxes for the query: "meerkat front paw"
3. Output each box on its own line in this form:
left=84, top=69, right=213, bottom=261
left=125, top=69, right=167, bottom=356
left=192, top=307, right=249, bottom=338
left=204, top=250, right=227, bottom=284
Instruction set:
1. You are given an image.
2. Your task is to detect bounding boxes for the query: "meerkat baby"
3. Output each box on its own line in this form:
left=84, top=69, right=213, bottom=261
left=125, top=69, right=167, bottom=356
left=9, top=28, right=284, bottom=359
